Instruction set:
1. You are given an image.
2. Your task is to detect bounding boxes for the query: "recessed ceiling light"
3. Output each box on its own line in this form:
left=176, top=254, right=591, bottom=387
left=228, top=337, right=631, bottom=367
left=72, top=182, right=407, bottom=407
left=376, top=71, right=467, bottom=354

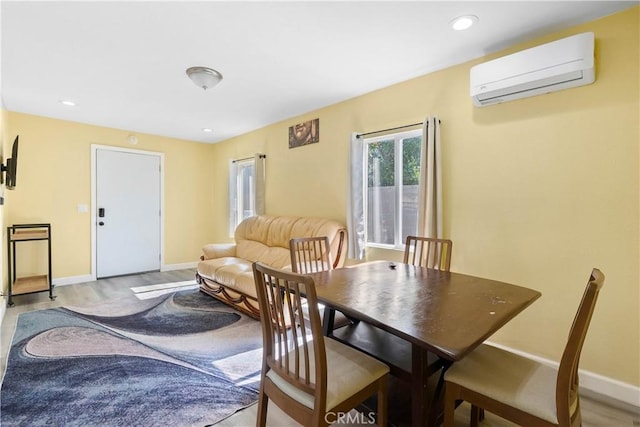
left=450, top=15, right=478, bottom=31
left=202, top=128, right=213, bottom=133
left=59, top=99, right=77, bottom=107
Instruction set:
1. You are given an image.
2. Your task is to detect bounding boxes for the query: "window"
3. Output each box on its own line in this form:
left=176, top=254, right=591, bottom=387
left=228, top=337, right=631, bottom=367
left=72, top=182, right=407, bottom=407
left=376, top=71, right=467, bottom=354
left=364, top=130, right=422, bottom=248
left=235, top=159, right=255, bottom=223
left=229, top=154, right=265, bottom=236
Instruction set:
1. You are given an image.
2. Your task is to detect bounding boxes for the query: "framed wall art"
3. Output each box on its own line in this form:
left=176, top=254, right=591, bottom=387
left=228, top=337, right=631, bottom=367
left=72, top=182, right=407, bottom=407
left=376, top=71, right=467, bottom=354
left=289, top=118, right=319, bottom=149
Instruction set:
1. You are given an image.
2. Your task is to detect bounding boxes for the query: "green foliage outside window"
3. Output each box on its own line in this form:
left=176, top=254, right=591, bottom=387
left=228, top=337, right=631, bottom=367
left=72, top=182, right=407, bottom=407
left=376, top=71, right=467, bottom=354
left=402, top=137, right=421, bottom=185
left=367, top=136, right=421, bottom=187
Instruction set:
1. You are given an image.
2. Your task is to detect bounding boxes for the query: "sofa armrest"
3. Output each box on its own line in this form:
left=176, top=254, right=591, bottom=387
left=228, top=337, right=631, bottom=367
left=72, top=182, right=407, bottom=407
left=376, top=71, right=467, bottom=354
left=201, top=243, right=237, bottom=260
left=332, top=229, right=348, bottom=269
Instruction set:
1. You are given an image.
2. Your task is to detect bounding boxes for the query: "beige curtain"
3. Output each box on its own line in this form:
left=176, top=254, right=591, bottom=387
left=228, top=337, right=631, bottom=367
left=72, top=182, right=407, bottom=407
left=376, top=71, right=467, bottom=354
left=254, top=153, right=266, bottom=215
left=417, top=116, right=442, bottom=238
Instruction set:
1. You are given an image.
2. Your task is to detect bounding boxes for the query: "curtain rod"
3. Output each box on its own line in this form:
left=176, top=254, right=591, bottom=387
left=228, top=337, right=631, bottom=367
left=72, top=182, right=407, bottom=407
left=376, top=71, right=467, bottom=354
left=355, top=119, right=440, bottom=139
left=232, top=154, right=266, bottom=163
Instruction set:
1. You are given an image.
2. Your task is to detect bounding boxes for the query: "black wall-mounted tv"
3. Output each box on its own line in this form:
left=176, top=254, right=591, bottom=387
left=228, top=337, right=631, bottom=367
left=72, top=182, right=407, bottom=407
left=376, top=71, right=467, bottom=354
left=2, top=135, right=19, bottom=190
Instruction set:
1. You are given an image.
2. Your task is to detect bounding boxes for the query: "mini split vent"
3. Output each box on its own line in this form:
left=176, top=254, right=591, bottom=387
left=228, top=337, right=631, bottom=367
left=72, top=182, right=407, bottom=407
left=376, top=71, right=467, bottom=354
left=470, top=32, right=595, bottom=107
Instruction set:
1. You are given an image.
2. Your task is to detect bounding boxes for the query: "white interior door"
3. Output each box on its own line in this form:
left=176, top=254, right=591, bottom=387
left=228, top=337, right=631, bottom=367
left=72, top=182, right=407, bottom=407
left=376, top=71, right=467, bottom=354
left=96, top=148, right=161, bottom=278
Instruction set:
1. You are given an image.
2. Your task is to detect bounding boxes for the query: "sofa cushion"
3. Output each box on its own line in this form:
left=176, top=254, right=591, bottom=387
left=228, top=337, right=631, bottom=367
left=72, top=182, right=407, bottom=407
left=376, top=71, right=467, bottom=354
left=233, top=271, right=259, bottom=298
left=234, top=216, right=345, bottom=268
left=197, top=256, right=252, bottom=288
left=235, top=240, right=292, bottom=269
left=198, top=256, right=289, bottom=298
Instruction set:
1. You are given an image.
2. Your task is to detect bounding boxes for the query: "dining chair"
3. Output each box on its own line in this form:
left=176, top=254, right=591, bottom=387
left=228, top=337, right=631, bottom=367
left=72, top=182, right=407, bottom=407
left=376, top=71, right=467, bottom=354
left=289, top=236, right=354, bottom=333
left=252, top=261, right=389, bottom=427
left=289, top=236, right=333, bottom=274
left=443, top=268, right=605, bottom=427
left=404, top=236, right=453, bottom=271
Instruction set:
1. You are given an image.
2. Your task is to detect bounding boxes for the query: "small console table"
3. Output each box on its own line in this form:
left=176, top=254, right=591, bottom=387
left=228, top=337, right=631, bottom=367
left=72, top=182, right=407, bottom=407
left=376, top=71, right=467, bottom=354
left=7, top=223, right=55, bottom=306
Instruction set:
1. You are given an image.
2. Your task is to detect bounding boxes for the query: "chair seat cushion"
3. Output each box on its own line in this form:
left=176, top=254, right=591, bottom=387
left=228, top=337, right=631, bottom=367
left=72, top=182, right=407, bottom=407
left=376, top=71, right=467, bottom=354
left=444, top=344, right=559, bottom=424
left=266, top=337, right=389, bottom=411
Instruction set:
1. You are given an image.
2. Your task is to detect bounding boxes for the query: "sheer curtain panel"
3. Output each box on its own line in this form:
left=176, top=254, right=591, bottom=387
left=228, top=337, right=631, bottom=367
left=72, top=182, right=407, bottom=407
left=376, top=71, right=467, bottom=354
left=228, top=160, right=238, bottom=237
left=347, top=132, right=365, bottom=259
left=254, top=153, right=266, bottom=216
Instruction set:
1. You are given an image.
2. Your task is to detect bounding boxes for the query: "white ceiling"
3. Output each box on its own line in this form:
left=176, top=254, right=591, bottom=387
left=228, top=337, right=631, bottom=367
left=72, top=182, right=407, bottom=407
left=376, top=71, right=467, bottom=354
left=1, top=1, right=637, bottom=144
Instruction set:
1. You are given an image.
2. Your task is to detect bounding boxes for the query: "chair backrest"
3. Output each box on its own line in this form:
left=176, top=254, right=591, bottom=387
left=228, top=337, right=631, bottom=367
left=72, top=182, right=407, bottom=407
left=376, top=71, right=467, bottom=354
left=556, top=268, right=604, bottom=426
left=403, top=236, right=453, bottom=271
left=290, top=236, right=333, bottom=273
left=252, top=262, right=328, bottom=412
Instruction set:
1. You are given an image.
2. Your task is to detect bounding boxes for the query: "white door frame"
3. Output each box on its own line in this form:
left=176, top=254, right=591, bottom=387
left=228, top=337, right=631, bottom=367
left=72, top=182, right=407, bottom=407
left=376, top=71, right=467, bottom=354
left=91, top=144, right=165, bottom=280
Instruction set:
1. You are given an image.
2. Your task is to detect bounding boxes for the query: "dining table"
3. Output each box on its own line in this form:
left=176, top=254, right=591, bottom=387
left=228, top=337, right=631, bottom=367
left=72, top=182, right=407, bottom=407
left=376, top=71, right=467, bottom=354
left=308, top=260, right=541, bottom=427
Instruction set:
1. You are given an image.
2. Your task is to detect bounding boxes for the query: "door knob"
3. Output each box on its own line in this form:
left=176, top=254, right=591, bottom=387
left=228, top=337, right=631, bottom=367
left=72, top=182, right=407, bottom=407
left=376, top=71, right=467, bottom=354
left=98, top=221, right=105, bottom=226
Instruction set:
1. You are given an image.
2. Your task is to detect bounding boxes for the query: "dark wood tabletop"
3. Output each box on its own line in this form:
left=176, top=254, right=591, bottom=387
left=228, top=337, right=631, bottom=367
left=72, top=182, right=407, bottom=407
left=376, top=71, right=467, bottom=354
left=310, top=260, right=541, bottom=361
left=309, top=260, right=541, bottom=426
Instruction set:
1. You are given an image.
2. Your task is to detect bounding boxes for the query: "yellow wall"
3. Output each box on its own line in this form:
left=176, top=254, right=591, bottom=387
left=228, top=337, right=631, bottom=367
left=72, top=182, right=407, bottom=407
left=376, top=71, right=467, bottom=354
left=4, top=6, right=638, bottom=389
left=0, top=108, right=7, bottom=295
left=209, top=8, right=639, bottom=386
left=4, top=113, right=216, bottom=279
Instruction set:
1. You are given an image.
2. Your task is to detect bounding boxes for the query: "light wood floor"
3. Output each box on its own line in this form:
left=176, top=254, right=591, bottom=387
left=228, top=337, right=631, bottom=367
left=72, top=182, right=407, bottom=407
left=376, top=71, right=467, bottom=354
left=1, top=269, right=638, bottom=427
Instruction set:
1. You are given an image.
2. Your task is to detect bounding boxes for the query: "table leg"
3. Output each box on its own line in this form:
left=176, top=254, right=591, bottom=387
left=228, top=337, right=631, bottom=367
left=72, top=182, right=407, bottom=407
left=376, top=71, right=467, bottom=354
left=427, top=359, right=452, bottom=427
left=322, top=307, right=336, bottom=336
left=411, top=344, right=429, bottom=427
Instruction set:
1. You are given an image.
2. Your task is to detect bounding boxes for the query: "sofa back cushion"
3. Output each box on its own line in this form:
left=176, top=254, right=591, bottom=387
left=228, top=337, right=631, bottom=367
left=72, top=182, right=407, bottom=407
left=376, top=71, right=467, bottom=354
left=235, top=215, right=347, bottom=269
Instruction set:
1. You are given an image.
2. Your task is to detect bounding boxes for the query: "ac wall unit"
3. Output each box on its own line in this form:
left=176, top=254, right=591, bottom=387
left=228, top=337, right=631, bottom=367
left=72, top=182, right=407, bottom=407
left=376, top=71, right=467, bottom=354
left=470, top=32, right=595, bottom=107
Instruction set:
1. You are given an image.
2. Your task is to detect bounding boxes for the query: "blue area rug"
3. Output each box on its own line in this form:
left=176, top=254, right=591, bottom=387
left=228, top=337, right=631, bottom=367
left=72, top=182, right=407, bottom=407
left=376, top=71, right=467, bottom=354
left=1, top=289, right=263, bottom=426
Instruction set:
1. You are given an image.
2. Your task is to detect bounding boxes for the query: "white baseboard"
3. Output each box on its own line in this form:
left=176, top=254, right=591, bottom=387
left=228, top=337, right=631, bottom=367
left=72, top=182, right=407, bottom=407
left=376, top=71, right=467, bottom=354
left=161, top=262, right=197, bottom=272
left=52, top=274, right=94, bottom=287
left=486, top=341, right=640, bottom=409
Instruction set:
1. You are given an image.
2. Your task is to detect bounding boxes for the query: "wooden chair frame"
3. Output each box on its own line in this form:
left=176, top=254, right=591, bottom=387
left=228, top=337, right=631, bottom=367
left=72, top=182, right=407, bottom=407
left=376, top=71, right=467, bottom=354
left=289, top=236, right=333, bottom=274
left=290, top=236, right=357, bottom=333
left=443, top=268, right=605, bottom=427
left=404, top=236, right=453, bottom=271
left=253, top=262, right=388, bottom=427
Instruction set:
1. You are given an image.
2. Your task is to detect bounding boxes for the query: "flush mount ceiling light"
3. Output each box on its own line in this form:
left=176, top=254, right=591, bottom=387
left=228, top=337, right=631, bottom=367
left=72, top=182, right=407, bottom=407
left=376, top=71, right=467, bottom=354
left=202, top=128, right=213, bottom=133
left=450, top=15, right=478, bottom=31
left=186, top=66, right=223, bottom=90
left=59, top=99, right=77, bottom=106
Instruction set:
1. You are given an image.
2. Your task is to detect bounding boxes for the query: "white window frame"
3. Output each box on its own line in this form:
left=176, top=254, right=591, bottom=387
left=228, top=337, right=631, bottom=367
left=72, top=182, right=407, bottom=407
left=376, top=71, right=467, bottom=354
left=364, top=129, right=422, bottom=250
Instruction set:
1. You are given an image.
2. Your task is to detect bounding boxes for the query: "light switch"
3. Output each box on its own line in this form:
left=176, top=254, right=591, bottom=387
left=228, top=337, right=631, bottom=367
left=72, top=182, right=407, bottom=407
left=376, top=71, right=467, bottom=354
left=77, top=204, right=88, bottom=213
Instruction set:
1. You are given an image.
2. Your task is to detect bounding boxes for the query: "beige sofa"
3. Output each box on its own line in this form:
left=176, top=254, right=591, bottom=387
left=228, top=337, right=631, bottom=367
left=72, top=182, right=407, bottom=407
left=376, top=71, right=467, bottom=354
left=196, top=215, right=347, bottom=318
